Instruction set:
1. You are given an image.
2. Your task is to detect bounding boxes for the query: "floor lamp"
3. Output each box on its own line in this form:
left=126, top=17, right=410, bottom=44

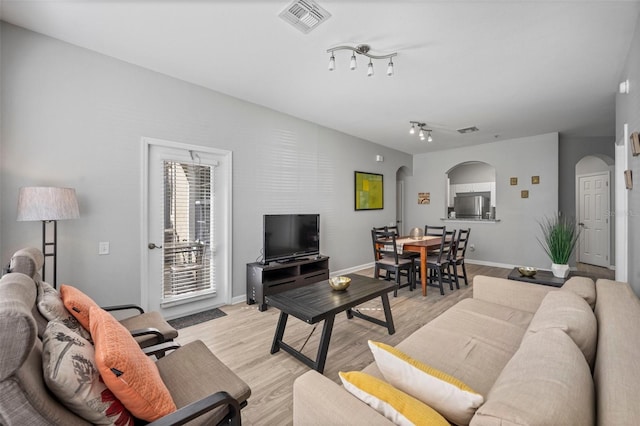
left=16, top=187, right=79, bottom=288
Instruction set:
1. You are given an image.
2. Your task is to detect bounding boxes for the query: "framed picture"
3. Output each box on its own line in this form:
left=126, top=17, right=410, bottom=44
left=625, top=169, right=633, bottom=189
left=521, top=190, right=529, bottom=198
left=355, top=171, right=384, bottom=210
left=510, top=177, right=518, bottom=186
left=531, top=176, right=540, bottom=184
left=418, top=192, right=430, bottom=204
left=631, top=132, right=640, bottom=156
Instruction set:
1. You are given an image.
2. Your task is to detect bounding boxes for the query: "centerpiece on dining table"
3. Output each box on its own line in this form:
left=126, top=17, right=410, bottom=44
left=409, top=227, right=424, bottom=240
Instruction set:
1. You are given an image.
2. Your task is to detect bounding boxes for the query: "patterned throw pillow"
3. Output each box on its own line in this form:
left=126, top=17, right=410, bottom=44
left=37, top=281, right=92, bottom=341
left=42, top=321, right=133, bottom=425
left=339, top=371, right=449, bottom=426
left=369, top=340, right=484, bottom=426
left=90, top=306, right=177, bottom=422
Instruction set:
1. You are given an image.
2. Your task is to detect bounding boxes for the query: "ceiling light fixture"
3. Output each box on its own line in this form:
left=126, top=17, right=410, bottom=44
left=327, top=44, right=397, bottom=77
left=328, top=53, right=335, bottom=71
left=409, top=121, right=434, bottom=143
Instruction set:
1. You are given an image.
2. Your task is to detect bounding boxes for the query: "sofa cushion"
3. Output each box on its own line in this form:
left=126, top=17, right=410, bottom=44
left=525, top=289, right=597, bottom=368
left=38, top=281, right=92, bottom=341
left=89, top=306, right=176, bottom=422
left=60, top=284, right=99, bottom=331
left=369, top=340, right=483, bottom=425
left=42, top=320, right=134, bottom=425
left=472, top=329, right=594, bottom=426
left=562, top=276, right=596, bottom=309
left=593, top=279, right=640, bottom=426
left=0, top=272, right=38, bottom=381
left=390, top=298, right=531, bottom=396
left=339, top=371, right=449, bottom=426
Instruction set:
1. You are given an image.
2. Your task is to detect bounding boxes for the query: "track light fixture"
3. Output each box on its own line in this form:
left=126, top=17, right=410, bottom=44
left=327, top=44, right=397, bottom=77
left=409, top=121, right=433, bottom=143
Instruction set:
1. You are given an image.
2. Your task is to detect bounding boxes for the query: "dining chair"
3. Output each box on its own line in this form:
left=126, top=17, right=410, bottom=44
left=373, top=226, right=420, bottom=260
left=421, top=229, right=456, bottom=296
left=371, top=230, right=415, bottom=297
left=424, top=225, right=447, bottom=257
left=451, top=228, right=472, bottom=287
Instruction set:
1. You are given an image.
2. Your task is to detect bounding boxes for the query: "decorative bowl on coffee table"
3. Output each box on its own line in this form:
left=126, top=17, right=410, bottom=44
left=329, top=276, right=351, bottom=291
left=518, top=266, right=537, bottom=277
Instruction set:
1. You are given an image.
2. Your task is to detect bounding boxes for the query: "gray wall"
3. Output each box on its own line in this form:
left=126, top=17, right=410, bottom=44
left=558, top=135, right=614, bottom=217
left=448, top=162, right=495, bottom=184
left=406, top=133, right=559, bottom=269
left=0, top=23, right=412, bottom=308
left=616, top=11, right=640, bottom=293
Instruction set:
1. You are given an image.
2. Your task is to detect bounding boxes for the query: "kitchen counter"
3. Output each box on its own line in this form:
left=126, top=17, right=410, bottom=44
left=441, top=218, right=501, bottom=223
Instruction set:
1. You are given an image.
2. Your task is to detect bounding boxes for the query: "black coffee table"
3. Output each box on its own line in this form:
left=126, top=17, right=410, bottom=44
left=266, top=274, right=396, bottom=373
left=507, top=267, right=594, bottom=288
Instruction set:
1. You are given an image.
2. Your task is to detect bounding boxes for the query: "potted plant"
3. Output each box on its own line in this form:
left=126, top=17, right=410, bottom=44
left=537, top=214, right=581, bottom=278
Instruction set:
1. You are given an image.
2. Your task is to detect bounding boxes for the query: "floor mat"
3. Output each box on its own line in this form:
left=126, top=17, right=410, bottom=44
left=168, top=308, right=227, bottom=329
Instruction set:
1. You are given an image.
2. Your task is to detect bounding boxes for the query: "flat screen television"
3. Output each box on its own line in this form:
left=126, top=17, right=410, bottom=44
left=263, top=214, right=320, bottom=263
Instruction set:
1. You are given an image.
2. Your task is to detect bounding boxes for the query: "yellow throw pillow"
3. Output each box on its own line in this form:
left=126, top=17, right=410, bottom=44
left=369, top=340, right=483, bottom=426
left=339, top=371, right=449, bottom=426
left=90, top=306, right=176, bottom=421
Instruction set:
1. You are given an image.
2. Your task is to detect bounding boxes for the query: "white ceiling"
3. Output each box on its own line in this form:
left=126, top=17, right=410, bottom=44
left=1, top=0, right=639, bottom=154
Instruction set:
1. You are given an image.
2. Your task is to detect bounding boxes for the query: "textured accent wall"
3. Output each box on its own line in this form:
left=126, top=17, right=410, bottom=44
left=0, top=23, right=412, bottom=308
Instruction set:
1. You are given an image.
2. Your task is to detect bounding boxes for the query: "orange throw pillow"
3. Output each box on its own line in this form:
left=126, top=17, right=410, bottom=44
left=89, top=306, right=176, bottom=421
left=60, top=284, right=99, bottom=331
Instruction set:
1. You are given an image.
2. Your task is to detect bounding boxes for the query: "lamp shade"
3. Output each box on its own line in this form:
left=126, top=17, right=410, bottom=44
left=17, top=187, right=80, bottom=221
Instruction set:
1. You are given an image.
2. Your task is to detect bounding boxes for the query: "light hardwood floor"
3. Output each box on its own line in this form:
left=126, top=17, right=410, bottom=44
left=176, top=263, right=613, bottom=425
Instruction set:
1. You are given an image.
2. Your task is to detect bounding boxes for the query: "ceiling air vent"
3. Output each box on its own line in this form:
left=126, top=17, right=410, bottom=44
left=457, top=126, right=480, bottom=134
left=279, top=0, right=331, bottom=34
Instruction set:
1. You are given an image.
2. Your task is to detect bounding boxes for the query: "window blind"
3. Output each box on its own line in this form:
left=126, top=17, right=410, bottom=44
left=162, top=160, right=215, bottom=301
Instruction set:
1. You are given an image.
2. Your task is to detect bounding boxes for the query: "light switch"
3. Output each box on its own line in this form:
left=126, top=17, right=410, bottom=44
left=98, top=241, right=110, bottom=255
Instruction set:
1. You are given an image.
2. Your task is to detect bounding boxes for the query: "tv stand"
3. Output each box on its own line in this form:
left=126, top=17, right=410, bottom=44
left=246, top=256, right=330, bottom=311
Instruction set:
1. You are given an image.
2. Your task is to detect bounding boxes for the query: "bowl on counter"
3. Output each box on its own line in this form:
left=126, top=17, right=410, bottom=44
left=329, top=276, right=351, bottom=291
left=518, top=266, right=537, bottom=277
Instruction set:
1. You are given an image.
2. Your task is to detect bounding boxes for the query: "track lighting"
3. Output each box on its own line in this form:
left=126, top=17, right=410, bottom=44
left=409, top=121, right=434, bottom=143
left=328, top=53, right=335, bottom=71
left=326, top=44, right=397, bottom=77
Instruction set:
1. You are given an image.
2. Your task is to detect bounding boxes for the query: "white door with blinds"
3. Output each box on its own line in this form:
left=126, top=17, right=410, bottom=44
left=143, top=138, right=232, bottom=318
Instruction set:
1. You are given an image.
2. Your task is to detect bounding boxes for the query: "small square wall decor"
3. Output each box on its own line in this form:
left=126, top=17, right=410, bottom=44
left=510, top=177, right=518, bottom=186
left=531, top=176, right=540, bottom=184
left=418, top=192, right=430, bottom=204
left=521, top=190, right=529, bottom=198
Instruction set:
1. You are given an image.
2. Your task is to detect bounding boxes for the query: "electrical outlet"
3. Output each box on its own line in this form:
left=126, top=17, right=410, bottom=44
left=98, top=241, right=110, bottom=255
left=469, top=243, right=476, bottom=252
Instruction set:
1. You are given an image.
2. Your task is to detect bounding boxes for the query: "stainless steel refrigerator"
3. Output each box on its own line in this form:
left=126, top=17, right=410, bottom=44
left=454, top=193, right=490, bottom=219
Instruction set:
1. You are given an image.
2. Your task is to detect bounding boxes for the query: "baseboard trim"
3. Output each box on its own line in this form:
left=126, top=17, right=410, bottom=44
left=331, top=262, right=375, bottom=277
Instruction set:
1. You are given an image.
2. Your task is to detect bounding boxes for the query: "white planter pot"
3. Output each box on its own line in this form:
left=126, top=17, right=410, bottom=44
left=551, top=263, right=570, bottom=278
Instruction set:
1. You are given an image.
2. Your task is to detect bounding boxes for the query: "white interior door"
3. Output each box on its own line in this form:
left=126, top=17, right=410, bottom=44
left=142, top=137, right=232, bottom=319
left=578, top=172, right=610, bottom=267
left=396, top=180, right=404, bottom=235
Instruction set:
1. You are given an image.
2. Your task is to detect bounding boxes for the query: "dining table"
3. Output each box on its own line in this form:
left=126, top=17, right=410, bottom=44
left=393, top=236, right=443, bottom=296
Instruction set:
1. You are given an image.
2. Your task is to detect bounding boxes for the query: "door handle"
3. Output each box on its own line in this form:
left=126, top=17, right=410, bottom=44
left=578, top=223, right=585, bottom=227
left=148, top=243, right=163, bottom=250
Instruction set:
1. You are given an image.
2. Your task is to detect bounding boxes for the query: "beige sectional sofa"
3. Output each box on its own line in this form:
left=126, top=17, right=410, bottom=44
left=293, top=275, right=640, bottom=425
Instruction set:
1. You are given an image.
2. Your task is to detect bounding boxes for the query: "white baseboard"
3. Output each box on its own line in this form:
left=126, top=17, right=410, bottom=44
left=331, top=262, right=375, bottom=277
left=231, top=295, right=247, bottom=305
